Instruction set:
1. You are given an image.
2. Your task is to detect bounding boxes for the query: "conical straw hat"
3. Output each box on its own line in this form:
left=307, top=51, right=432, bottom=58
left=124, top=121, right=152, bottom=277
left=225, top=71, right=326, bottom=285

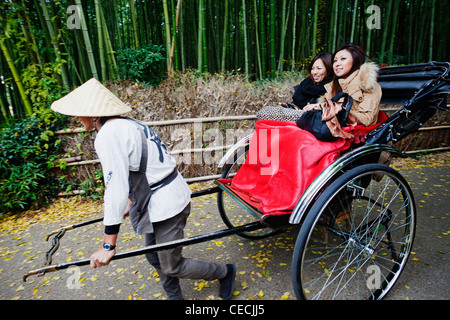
left=51, top=78, right=132, bottom=117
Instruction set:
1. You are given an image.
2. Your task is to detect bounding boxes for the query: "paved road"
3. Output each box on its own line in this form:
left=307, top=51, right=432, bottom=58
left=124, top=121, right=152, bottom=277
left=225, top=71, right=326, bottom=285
left=0, top=158, right=448, bottom=301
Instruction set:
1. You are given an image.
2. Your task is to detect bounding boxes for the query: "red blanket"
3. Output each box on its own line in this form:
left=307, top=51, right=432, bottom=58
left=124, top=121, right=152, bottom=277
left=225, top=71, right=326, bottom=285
left=230, top=116, right=386, bottom=216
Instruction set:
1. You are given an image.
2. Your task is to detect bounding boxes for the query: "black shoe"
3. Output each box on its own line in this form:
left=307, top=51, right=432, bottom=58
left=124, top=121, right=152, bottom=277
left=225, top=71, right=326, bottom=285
left=219, top=264, right=236, bottom=300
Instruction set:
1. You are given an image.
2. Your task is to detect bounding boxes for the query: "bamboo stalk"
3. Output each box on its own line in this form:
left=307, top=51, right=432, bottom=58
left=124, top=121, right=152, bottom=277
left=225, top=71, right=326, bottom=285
left=388, top=0, right=400, bottom=65
left=75, top=0, right=98, bottom=79
left=312, top=0, right=319, bottom=55
left=95, top=0, right=106, bottom=81
left=39, top=0, right=70, bottom=89
left=129, top=0, right=139, bottom=48
left=162, top=0, right=172, bottom=72
left=349, top=0, right=358, bottom=43
left=429, top=0, right=436, bottom=61
left=380, top=0, right=392, bottom=63
left=242, top=0, right=249, bottom=78
left=291, top=0, right=297, bottom=71
left=269, top=0, right=276, bottom=78
left=168, top=0, right=182, bottom=77
left=197, top=0, right=204, bottom=72
left=201, top=1, right=207, bottom=71
left=277, top=0, right=287, bottom=73
left=259, top=0, right=267, bottom=77
left=221, top=0, right=229, bottom=71
left=0, top=37, right=33, bottom=114
left=99, top=6, right=118, bottom=80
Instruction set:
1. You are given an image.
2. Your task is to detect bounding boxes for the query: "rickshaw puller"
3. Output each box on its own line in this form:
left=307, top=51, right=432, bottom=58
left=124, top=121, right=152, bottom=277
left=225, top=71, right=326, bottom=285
left=51, top=78, right=236, bottom=300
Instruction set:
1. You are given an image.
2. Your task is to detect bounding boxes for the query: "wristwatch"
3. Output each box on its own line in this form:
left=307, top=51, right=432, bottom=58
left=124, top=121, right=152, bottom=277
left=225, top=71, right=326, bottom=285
left=103, top=243, right=116, bottom=251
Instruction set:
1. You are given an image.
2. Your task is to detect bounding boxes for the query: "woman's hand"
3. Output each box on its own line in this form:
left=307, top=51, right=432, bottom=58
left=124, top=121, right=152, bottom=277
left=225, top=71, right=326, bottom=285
left=303, top=103, right=321, bottom=111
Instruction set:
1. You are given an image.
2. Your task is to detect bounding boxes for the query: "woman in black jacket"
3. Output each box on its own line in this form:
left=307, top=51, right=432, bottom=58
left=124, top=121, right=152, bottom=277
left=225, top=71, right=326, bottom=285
left=257, top=52, right=333, bottom=122
left=288, top=52, right=333, bottom=109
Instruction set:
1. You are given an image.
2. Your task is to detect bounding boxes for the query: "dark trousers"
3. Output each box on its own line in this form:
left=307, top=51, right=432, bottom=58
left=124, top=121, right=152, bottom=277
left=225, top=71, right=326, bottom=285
left=144, top=203, right=227, bottom=299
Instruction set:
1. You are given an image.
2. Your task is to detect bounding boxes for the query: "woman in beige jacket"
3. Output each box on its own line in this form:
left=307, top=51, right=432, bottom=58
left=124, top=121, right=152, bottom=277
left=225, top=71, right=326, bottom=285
left=306, top=44, right=382, bottom=130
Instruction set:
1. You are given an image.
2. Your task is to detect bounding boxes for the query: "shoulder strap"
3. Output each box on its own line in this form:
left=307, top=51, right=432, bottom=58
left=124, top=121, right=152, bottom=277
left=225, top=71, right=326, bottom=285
left=124, top=118, right=148, bottom=173
left=331, top=92, right=354, bottom=125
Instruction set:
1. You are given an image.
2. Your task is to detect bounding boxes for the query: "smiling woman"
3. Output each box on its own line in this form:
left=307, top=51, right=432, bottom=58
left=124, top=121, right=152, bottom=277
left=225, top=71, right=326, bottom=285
left=290, top=52, right=333, bottom=109
left=321, top=43, right=382, bottom=127
left=333, top=49, right=354, bottom=78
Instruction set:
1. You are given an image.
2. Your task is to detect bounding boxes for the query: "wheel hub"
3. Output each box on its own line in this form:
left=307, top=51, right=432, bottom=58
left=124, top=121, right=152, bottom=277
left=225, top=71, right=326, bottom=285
left=348, top=237, right=375, bottom=255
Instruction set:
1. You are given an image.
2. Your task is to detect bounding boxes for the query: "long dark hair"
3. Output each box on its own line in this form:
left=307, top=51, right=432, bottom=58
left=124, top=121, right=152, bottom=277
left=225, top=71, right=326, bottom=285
left=307, top=52, right=333, bottom=83
left=331, top=44, right=367, bottom=95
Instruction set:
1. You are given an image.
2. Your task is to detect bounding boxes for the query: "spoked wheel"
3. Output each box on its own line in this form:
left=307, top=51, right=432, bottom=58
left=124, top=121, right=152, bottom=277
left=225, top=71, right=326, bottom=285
left=292, top=164, right=416, bottom=300
left=217, top=144, right=277, bottom=239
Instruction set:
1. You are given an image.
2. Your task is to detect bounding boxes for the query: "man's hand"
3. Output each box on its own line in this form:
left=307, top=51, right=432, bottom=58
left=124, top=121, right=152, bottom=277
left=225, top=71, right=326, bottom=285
left=123, top=198, right=132, bottom=219
left=90, top=247, right=115, bottom=268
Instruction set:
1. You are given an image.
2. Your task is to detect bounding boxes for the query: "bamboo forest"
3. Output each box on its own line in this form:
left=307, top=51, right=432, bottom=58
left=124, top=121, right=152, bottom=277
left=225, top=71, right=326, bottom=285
left=1, top=0, right=448, bottom=121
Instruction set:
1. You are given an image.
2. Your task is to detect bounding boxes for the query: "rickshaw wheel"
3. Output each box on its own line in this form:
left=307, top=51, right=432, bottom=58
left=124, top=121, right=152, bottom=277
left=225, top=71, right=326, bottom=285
left=217, top=145, right=278, bottom=239
left=292, top=164, right=416, bottom=300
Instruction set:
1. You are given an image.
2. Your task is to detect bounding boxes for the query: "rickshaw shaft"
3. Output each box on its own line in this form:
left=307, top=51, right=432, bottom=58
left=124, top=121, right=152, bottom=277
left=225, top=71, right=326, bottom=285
left=23, top=221, right=265, bottom=282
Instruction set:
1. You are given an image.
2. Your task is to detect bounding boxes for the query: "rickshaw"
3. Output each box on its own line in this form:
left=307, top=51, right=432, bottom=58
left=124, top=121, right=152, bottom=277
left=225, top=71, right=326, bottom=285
left=23, top=62, right=450, bottom=300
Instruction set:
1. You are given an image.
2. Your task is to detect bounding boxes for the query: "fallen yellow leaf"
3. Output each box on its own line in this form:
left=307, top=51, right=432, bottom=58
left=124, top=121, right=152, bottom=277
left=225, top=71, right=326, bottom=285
left=281, top=292, right=290, bottom=300
left=257, top=290, right=264, bottom=299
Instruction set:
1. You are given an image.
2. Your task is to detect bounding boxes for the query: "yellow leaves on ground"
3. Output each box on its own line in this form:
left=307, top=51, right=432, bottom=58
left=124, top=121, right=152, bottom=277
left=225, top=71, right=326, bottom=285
left=391, top=152, right=450, bottom=171
left=0, top=197, right=103, bottom=235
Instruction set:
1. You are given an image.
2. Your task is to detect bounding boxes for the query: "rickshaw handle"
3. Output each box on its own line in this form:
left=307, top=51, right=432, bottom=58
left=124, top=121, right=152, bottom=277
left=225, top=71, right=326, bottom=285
left=23, top=221, right=264, bottom=282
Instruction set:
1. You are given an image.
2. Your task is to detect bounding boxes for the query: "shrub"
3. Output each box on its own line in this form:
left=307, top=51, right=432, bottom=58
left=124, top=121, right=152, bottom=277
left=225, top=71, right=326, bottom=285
left=116, top=44, right=166, bottom=86
left=0, top=108, right=66, bottom=214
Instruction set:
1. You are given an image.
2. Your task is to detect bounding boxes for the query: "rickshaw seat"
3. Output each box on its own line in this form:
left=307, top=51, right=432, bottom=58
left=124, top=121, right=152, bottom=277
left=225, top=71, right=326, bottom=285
left=219, top=115, right=386, bottom=218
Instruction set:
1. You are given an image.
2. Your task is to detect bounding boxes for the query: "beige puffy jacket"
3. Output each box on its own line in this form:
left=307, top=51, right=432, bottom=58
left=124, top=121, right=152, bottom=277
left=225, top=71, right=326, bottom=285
left=321, top=62, right=382, bottom=127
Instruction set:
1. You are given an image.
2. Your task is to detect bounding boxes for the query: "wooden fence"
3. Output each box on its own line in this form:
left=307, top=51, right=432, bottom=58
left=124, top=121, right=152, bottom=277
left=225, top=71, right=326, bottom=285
left=54, top=105, right=450, bottom=195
